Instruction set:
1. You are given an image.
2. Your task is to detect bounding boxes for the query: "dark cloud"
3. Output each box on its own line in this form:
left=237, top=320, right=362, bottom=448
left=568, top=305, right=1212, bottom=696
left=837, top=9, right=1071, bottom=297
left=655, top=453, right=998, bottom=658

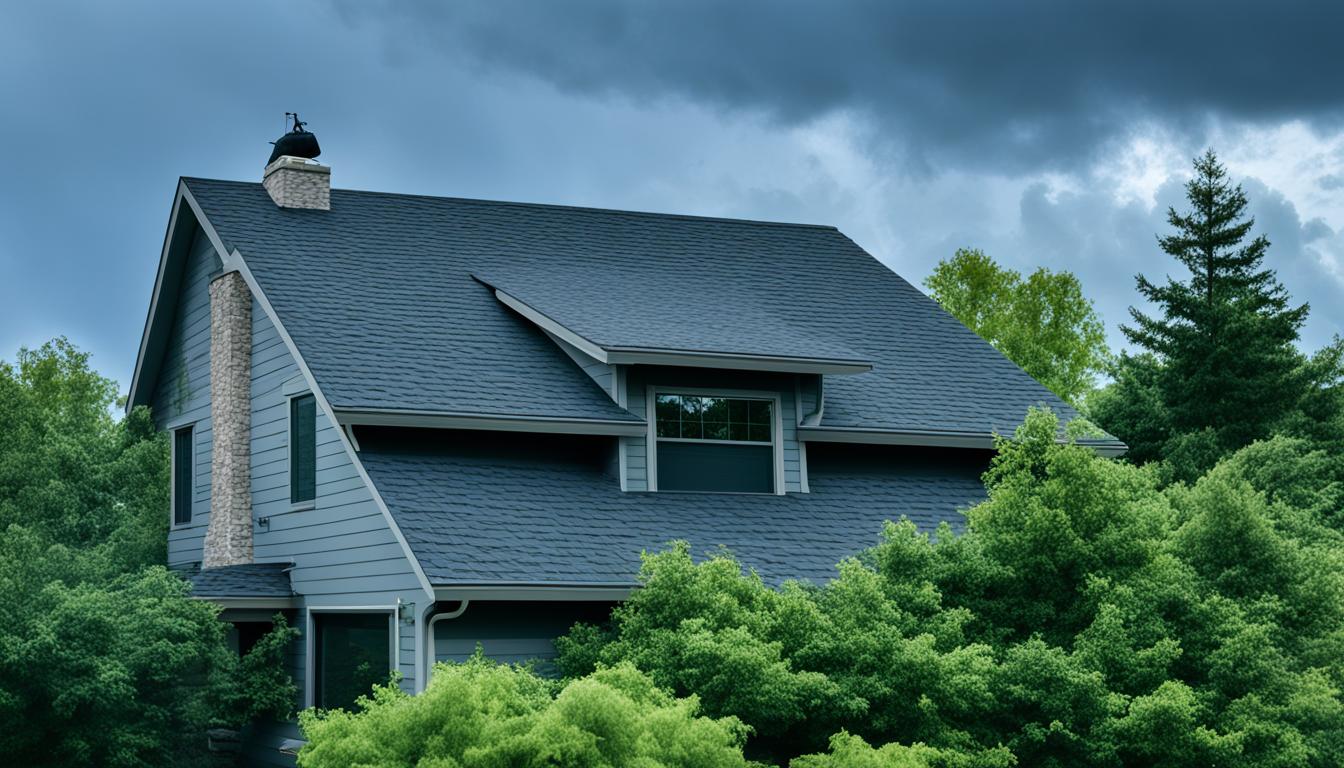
left=338, top=0, right=1344, bottom=173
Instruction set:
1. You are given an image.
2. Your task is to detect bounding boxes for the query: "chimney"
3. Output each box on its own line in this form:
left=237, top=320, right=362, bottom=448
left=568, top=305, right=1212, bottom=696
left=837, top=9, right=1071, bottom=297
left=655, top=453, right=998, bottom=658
left=263, top=112, right=329, bottom=210
left=202, top=270, right=253, bottom=568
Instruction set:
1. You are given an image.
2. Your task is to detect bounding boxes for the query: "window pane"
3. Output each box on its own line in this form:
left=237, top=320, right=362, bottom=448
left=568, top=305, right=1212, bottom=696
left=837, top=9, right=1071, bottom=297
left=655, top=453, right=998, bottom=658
left=748, top=400, right=772, bottom=425
left=173, top=427, right=193, bottom=525
left=729, top=421, right=751, bottom=441
left=679, top=396, right=703, bottom=439
left=657, top=442, right=773, bottom=493
left=314, top=613, right=391, bottom=711
left=291, top=395, right=317, bottom=504
left=749, top=423, right=771, bottom=442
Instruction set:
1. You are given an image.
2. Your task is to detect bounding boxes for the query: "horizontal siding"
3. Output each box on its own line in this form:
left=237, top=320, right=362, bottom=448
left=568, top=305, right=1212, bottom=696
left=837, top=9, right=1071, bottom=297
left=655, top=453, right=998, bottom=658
left=153, top=228, right=221, bottom=567
left=623, top=367, right=804, bottom=493
left=249, top=306, right=425, bottom=691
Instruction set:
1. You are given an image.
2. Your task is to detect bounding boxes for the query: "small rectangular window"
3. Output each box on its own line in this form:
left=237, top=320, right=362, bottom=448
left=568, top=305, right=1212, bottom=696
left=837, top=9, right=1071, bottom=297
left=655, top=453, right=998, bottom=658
left=172, top=426, right=194, bottom=525
left=290, top=394, right=316, bottom=504
left=313, top=612, right=392, bottom=711
left=654, top=393, right=774, bottom=493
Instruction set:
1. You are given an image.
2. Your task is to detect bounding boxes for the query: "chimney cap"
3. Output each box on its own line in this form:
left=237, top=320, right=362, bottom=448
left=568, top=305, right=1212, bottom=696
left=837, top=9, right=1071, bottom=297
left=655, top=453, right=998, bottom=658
left=267, top=112, right=321, bottom=165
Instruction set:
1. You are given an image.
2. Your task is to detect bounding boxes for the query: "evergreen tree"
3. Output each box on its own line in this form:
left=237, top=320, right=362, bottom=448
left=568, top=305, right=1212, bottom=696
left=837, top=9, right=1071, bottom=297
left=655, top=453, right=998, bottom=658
left=1123, top=149, right=1308, bottom=455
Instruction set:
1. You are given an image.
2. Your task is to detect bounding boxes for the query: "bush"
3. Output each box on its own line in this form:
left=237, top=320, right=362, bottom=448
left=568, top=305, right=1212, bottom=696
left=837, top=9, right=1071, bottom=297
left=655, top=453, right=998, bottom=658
left=297, top=656, right=753, bottom=768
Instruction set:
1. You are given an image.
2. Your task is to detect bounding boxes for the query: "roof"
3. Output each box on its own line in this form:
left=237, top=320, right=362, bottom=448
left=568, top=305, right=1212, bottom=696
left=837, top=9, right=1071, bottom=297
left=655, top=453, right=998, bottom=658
left=175, top=178, right=1093, bottom=439
left=187, top=562, right=294, bottom=598
left=357, top=432, right=988, bottom=587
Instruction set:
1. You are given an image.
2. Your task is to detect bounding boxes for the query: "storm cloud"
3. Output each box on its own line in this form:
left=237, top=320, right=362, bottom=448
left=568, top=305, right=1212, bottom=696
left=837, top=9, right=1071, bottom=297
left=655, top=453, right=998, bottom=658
left=340, top=0, right=1344, bottom=172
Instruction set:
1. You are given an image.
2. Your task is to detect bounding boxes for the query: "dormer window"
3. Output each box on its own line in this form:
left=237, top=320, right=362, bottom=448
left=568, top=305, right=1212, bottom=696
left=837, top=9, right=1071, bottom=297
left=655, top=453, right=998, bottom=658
left=650, top=390, right=780, bottom=493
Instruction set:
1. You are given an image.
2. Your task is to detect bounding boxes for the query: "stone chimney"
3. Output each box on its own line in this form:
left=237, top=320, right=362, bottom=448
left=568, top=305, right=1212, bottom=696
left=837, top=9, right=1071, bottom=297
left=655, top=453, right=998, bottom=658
left=263, top=156, right=331, bottom=210
left=202, top=270, right=253, bottom=568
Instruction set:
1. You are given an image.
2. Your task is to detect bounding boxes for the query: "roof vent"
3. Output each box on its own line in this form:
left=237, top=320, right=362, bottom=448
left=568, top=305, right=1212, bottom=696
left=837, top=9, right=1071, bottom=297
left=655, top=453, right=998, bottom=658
left=263, top=113, right=330, bottom=210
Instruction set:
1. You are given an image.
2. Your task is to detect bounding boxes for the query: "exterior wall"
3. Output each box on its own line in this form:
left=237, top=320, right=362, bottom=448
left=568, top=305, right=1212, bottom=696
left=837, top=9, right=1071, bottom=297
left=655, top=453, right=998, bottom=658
left=622, top=366, right=804, bottom=493
left=154, top=228, right=220, bottom=566
left=151, top=226, right=427, bottom=700
left=545, top=331, right=616, bottom=397
left=247, top=306, right=426, bottom=695
left=431, top=601, right=615, bottom=678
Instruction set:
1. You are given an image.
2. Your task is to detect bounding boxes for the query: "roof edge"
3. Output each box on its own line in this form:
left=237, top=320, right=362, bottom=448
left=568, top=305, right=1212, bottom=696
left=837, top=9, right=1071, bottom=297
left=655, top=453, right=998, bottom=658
left=799, top=425, right=1128, bottom=457
left=333, top=406, right=646, bottom=436
left=432, top=583, right=635, bottom=602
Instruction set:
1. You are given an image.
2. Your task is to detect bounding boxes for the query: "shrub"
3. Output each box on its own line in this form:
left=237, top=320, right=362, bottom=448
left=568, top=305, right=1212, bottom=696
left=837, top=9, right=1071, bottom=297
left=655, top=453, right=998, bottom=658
left=297, top=657, right=753, bottom=768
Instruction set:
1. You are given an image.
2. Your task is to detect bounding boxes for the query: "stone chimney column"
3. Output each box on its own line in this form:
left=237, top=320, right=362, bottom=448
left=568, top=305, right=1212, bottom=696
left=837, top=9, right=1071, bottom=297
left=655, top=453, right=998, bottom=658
left=203, top=270, right=253, bottom=568
left=263, top=156, right=331, bottom=210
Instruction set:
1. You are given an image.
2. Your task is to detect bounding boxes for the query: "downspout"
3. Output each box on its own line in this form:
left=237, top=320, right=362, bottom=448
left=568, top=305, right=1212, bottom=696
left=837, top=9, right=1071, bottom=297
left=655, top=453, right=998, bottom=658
left=801, top=374, right=825, bottom=426
left=424, top=600, right=471, bottom=686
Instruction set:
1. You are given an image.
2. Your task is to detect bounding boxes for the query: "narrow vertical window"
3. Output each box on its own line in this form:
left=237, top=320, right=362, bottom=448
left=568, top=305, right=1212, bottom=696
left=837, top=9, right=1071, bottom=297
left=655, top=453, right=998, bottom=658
left=172, top=426, right=194, bottom=525
left=290, top=394, right=316, bottom=504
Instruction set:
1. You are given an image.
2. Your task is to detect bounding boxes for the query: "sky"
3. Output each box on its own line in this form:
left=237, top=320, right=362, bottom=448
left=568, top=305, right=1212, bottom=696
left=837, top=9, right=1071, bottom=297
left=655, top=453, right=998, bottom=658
left=2, top=0, right=1343, bottom=395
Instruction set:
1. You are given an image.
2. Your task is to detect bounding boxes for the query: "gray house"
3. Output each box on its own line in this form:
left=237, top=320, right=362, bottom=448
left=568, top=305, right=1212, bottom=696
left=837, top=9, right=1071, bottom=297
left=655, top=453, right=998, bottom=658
left=128, top=142, right=1122, bottom=762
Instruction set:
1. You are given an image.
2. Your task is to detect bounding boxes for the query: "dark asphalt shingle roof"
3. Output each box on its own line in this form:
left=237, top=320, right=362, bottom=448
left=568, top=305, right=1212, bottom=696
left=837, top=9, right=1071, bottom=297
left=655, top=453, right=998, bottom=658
left=359, top=441, right=988, bottom=587
left=188, top=562, right=294, bottom=598
left=183, top=178, right=1086, bottom=436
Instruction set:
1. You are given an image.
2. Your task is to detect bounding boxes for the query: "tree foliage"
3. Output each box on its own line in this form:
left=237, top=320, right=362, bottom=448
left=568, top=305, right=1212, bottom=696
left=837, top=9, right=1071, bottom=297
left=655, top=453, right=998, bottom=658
left=297, top=657, right=754, bottom=768
left=1092, top=150, right=1341, bottom=478
left=924, top=248, right=1109, bottom=403
left=559, top=410, right=1344, bottom=767
left=0, top=339, right=298, bottom=767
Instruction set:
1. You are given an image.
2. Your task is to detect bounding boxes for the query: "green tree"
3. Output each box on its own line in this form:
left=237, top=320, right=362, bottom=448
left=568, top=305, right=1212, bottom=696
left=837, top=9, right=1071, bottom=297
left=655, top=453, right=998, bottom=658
left=1123, top=150, right=1309, bottom=457
left=0, top=339, right=299, bottom=767
left=559, top=410, right=1344, bottom=767
left=925, top=248, right=1108, bottom=403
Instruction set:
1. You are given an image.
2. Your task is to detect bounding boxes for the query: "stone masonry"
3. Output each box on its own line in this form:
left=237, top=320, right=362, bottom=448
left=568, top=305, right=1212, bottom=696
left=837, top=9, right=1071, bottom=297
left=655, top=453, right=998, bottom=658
left=203, top=270, right=253, bottom=568
left=262, top=156, right=331, bottom=210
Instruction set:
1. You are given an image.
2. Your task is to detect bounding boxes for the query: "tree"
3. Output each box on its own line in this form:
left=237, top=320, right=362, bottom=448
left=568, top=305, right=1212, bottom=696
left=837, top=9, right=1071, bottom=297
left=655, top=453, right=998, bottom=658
left=0, top=339, right=299, bottom=767
left=1123, top=150, right=1308, bottom=456
left=925, top=248, right=1109, bottom=403
left=558, top=410, right=1344, bottom=766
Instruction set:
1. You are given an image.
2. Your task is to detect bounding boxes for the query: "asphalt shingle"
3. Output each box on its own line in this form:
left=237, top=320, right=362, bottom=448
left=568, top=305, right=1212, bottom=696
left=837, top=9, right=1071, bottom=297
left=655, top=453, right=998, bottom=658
left=359, top=438, right=988, bottom=587
left=183, top=178, right=1089, bottom=437
left=187, top=562, right=294, bottom=598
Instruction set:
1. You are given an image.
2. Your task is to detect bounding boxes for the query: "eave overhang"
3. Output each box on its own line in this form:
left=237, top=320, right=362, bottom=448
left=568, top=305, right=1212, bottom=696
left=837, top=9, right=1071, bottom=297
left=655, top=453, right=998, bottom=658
left=432, top=583, right=636, bottom=602
left=333, top=406, right=647, bottom=436
left=798, top=425, right=1128, bottom=457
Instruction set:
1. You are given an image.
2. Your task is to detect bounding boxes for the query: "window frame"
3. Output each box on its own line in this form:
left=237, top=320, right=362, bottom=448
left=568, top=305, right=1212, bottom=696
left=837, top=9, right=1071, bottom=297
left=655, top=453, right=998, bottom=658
left=646, top=386, right=785, bottom=495
left=288, top=392, right=317, bottom=510
left=305, top=606, right=397, bottom=710
left=170, top=423, right=196, bottom=528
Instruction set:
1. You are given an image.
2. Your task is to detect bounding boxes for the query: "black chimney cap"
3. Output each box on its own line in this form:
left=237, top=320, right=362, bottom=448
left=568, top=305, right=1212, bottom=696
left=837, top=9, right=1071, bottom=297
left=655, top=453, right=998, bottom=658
left=268, top=113, right=321, bottom=165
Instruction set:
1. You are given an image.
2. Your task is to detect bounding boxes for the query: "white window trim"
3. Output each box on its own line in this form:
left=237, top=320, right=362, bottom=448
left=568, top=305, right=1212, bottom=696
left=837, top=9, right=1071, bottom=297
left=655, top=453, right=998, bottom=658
left=287, top=391, right=317, bottom=511
left=646, top=386, right=785, bottom=495
left=169, top=423, right=196, bottom=529
left=305, top=605, right=398, bottom=709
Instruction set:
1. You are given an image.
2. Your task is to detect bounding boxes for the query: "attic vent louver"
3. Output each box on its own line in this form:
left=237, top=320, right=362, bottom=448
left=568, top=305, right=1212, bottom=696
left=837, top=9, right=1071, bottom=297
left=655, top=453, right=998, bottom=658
left=263, top=112, right=330, bottom=210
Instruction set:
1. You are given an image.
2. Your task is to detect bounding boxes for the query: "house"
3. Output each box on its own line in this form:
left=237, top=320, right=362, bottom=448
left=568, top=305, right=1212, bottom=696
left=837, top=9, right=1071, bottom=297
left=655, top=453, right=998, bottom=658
left=128, top=127, right=1123, bottom=762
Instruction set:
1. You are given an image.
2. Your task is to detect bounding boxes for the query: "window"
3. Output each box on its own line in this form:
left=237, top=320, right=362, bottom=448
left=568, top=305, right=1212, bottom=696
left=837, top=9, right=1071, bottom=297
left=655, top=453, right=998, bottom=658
left=312, top=612, right=392, bottom=711
left=290, top=394, right=316, bottom=505
left=172, top=426, right=194, bottom=525
left=654, top=393, right=775, bottom=493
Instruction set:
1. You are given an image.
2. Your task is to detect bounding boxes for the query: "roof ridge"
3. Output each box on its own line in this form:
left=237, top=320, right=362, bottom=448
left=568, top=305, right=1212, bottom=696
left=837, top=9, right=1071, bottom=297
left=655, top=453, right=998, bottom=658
left=180, top=176, right=841, bottom=232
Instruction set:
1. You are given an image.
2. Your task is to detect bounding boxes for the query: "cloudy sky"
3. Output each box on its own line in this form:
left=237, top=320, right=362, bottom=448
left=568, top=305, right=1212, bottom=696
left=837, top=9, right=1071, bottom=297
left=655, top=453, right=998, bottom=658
left=3, top=1, right=1342, bottom=393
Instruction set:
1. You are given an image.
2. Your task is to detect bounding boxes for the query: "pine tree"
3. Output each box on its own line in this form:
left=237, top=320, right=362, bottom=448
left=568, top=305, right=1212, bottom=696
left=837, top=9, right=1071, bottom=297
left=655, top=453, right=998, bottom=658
left=1123, top=149, right=1308, bottom=454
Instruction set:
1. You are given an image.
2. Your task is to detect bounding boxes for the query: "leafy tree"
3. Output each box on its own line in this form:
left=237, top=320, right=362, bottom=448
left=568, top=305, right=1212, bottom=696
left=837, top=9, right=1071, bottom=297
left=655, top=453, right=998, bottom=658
left=297, top=657, right=753, bottom=768
left=0, top=339, right=299, bottom=767
left=560, top=410, right=1344, bottom=767
left=924, top=248, right=1108, bottom=403
left=1121, top=150, right=1309, bottom=459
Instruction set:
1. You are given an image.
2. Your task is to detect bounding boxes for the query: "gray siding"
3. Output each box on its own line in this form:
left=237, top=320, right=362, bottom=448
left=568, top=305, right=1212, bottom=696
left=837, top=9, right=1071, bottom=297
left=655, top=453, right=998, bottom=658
left=623, top=366, right=804, bottom=493
left=154, top=229, right=220, bottom=566
left=432, top=601, right=614, bottom=677
left=544, top=330, right=616, bottom=397
left=247, top=306, right=426, bottom=693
